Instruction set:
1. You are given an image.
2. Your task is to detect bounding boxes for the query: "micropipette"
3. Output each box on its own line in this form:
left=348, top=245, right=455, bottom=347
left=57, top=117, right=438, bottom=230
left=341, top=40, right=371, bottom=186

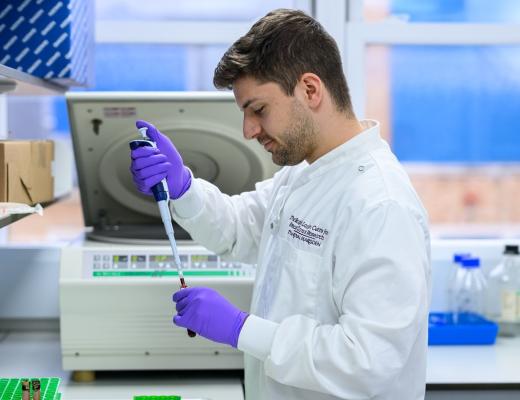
left=130, top=127, right=196, bottom=338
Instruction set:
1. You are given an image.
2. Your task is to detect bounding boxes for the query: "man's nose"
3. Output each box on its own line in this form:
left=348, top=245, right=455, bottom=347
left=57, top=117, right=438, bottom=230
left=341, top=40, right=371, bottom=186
left=243, top=116, right=261, bottom=140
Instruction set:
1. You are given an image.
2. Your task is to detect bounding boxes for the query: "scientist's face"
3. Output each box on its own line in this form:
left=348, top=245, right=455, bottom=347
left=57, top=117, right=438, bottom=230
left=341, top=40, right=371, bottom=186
left=233, top=76, right=317, bottom=166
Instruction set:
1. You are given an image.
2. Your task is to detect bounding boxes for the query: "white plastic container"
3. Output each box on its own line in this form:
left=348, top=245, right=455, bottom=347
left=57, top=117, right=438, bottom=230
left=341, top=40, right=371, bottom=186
left=447, top=253, right=471, bottom=313
left=452, top=257, right=487, bottom=324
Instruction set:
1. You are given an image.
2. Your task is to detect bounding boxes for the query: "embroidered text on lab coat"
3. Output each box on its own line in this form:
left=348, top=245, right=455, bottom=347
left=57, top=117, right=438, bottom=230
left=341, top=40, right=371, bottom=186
left=287, top=215, right=329, bottom=248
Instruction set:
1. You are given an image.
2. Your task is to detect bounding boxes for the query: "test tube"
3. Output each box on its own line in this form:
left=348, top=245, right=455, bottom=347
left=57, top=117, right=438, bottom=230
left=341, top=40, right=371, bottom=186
left=32, top=379, right=41, bottom=400
left=21, top=380, right=30, bottom=400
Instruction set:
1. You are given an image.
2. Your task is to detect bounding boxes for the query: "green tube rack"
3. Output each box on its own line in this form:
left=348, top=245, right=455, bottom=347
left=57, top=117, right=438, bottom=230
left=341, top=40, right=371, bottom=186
left=0, top=378, right=61, bottom=400
left=133, top=396, right=181, bottom=400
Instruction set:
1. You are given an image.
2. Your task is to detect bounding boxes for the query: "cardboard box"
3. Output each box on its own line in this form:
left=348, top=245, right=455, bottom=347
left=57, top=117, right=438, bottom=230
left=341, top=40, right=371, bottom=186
left=0, top=140, right=54, bottom=204
left=0, top=0, right=94, bottom=87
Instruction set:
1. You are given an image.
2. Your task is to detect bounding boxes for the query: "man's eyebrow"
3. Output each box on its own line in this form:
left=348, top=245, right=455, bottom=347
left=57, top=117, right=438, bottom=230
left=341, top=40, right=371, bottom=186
left=241, top=98, right=259, bottom=110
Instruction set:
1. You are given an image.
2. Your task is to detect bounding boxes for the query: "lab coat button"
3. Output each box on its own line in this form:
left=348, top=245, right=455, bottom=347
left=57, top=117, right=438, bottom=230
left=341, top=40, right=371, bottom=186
left=358, top=165, right=365, bottom=172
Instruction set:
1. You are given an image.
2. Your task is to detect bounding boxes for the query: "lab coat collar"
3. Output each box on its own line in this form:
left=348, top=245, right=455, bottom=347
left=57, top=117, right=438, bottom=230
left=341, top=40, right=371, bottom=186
left=298, top=119, right=383, bottom=182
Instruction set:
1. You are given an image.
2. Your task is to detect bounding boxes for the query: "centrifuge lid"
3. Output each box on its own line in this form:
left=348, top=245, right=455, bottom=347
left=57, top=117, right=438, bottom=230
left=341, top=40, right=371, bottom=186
left=67, top=92, right=278, bottom=239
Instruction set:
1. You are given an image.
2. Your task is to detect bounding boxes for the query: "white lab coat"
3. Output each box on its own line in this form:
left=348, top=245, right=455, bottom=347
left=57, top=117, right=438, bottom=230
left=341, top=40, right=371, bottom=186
left=171, top=120, right=431, bottom=400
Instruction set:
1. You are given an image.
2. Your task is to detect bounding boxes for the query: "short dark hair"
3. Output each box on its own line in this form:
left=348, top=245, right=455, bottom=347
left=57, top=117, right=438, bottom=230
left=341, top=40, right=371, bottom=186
left=213, top=8, right=354, bottom=116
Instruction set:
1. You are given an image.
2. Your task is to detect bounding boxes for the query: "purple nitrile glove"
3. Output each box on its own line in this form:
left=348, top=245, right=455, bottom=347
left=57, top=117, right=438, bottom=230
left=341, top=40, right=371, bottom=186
left=130, top=120, right=192, bottom=199
left=173, top=287, right=249, bottom=348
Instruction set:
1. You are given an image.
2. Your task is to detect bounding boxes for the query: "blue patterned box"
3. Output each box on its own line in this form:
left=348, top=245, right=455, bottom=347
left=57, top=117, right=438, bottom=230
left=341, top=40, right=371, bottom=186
left=0, top=0, right=94, bottom=87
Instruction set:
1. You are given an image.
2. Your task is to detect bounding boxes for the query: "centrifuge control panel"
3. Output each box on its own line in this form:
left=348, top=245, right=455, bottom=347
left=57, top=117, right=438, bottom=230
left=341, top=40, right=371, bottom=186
left=83, top=251, right=255, bottom=278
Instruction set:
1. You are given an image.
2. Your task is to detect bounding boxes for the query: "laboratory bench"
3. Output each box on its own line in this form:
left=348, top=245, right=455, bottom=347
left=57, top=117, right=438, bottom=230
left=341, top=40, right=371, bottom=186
left=426, top=336, right=520, bottom=399
left=1, top=330, right=520, bottom=399
left=0, top=331, right=244, bottom=400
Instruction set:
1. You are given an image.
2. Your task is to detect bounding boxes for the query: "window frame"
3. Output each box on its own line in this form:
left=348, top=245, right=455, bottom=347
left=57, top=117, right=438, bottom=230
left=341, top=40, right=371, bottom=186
left=95, top=0, right=313, bottom=44
left=333, top=0, right=520, bottom=118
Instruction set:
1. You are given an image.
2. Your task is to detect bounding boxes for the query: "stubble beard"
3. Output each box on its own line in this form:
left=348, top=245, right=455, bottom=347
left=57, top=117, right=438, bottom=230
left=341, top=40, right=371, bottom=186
left=271, top=100, right=317, bottom=166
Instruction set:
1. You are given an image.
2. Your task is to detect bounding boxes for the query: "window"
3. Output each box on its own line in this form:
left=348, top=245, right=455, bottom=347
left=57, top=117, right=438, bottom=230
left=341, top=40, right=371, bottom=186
left=364, top=0, right=520, bottom=23
left=350, top=0, right=520, bottom=233
left=366, top=44, right=520, bottom=163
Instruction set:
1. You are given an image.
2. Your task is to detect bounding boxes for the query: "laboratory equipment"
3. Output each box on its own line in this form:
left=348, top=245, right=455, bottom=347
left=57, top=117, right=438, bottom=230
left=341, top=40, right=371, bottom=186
left=0, top=378, right=61, bottom=400
left=130, top=126, right=195, bottom=337
left=450, top=257, right=487, bottom=323
left=428, top=312, right=498, bottom=345
left=486, top=244, right=520, bottom=336
left=61, top=92, right=278, bottom=373
left=32, top=380, right=40, bottom=400
left=61, top=240, right=256, bottom=371
left=429, top=251, right=498, bottom=345
left=66, top=91, right=277, bottom=242
left=134, top=397, right=180, bottom=400
left=22, top=380, right=29, bottom=400
left=446, top=253, right=471, bottom=313
left=0, top=203, right=43, bottom=218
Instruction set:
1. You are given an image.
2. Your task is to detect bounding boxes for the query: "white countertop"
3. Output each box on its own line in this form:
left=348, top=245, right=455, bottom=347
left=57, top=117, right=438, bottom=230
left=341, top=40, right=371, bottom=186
left=1, top=330, right=520, bottom=396
left=427, top=336, right=520, bottom=385
left=0, top=331, right=244, bottom=400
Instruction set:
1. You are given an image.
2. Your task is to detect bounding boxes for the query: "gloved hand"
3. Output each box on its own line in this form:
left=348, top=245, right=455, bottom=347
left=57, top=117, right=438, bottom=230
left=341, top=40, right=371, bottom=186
left=173, top=287, right=249, bottom=348
left=130, top=120, right=191, bottom=199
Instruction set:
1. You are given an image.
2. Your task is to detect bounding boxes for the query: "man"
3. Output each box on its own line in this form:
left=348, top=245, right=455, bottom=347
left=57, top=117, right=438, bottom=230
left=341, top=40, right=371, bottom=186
left=130, top=8, right=431, bottom=400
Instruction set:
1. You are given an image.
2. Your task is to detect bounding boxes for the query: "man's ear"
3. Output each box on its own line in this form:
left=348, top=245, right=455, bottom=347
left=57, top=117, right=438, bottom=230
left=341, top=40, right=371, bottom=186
left=298, top=72, right=323, bottom=110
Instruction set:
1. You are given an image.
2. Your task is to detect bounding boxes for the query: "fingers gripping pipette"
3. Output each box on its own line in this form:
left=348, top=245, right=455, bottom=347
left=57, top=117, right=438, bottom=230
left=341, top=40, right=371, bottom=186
left=130, top=127, right=196, bottom=338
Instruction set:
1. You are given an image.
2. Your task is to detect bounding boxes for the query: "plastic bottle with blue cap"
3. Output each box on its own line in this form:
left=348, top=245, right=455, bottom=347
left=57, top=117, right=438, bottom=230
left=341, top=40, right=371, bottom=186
left=447, top=253, right=471, bottom=313
left=452, top=257, right=487, bottom=324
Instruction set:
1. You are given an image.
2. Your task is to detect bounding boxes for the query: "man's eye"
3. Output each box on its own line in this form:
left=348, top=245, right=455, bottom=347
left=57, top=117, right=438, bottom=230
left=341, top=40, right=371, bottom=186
left=254, top=106, right=265, bottom=115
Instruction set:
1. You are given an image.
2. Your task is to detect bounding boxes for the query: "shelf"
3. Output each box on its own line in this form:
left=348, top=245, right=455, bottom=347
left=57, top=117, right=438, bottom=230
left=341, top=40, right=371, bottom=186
left=0, top=64, right=68, bottom=95
left=0, top=211, right=34, bottom=229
